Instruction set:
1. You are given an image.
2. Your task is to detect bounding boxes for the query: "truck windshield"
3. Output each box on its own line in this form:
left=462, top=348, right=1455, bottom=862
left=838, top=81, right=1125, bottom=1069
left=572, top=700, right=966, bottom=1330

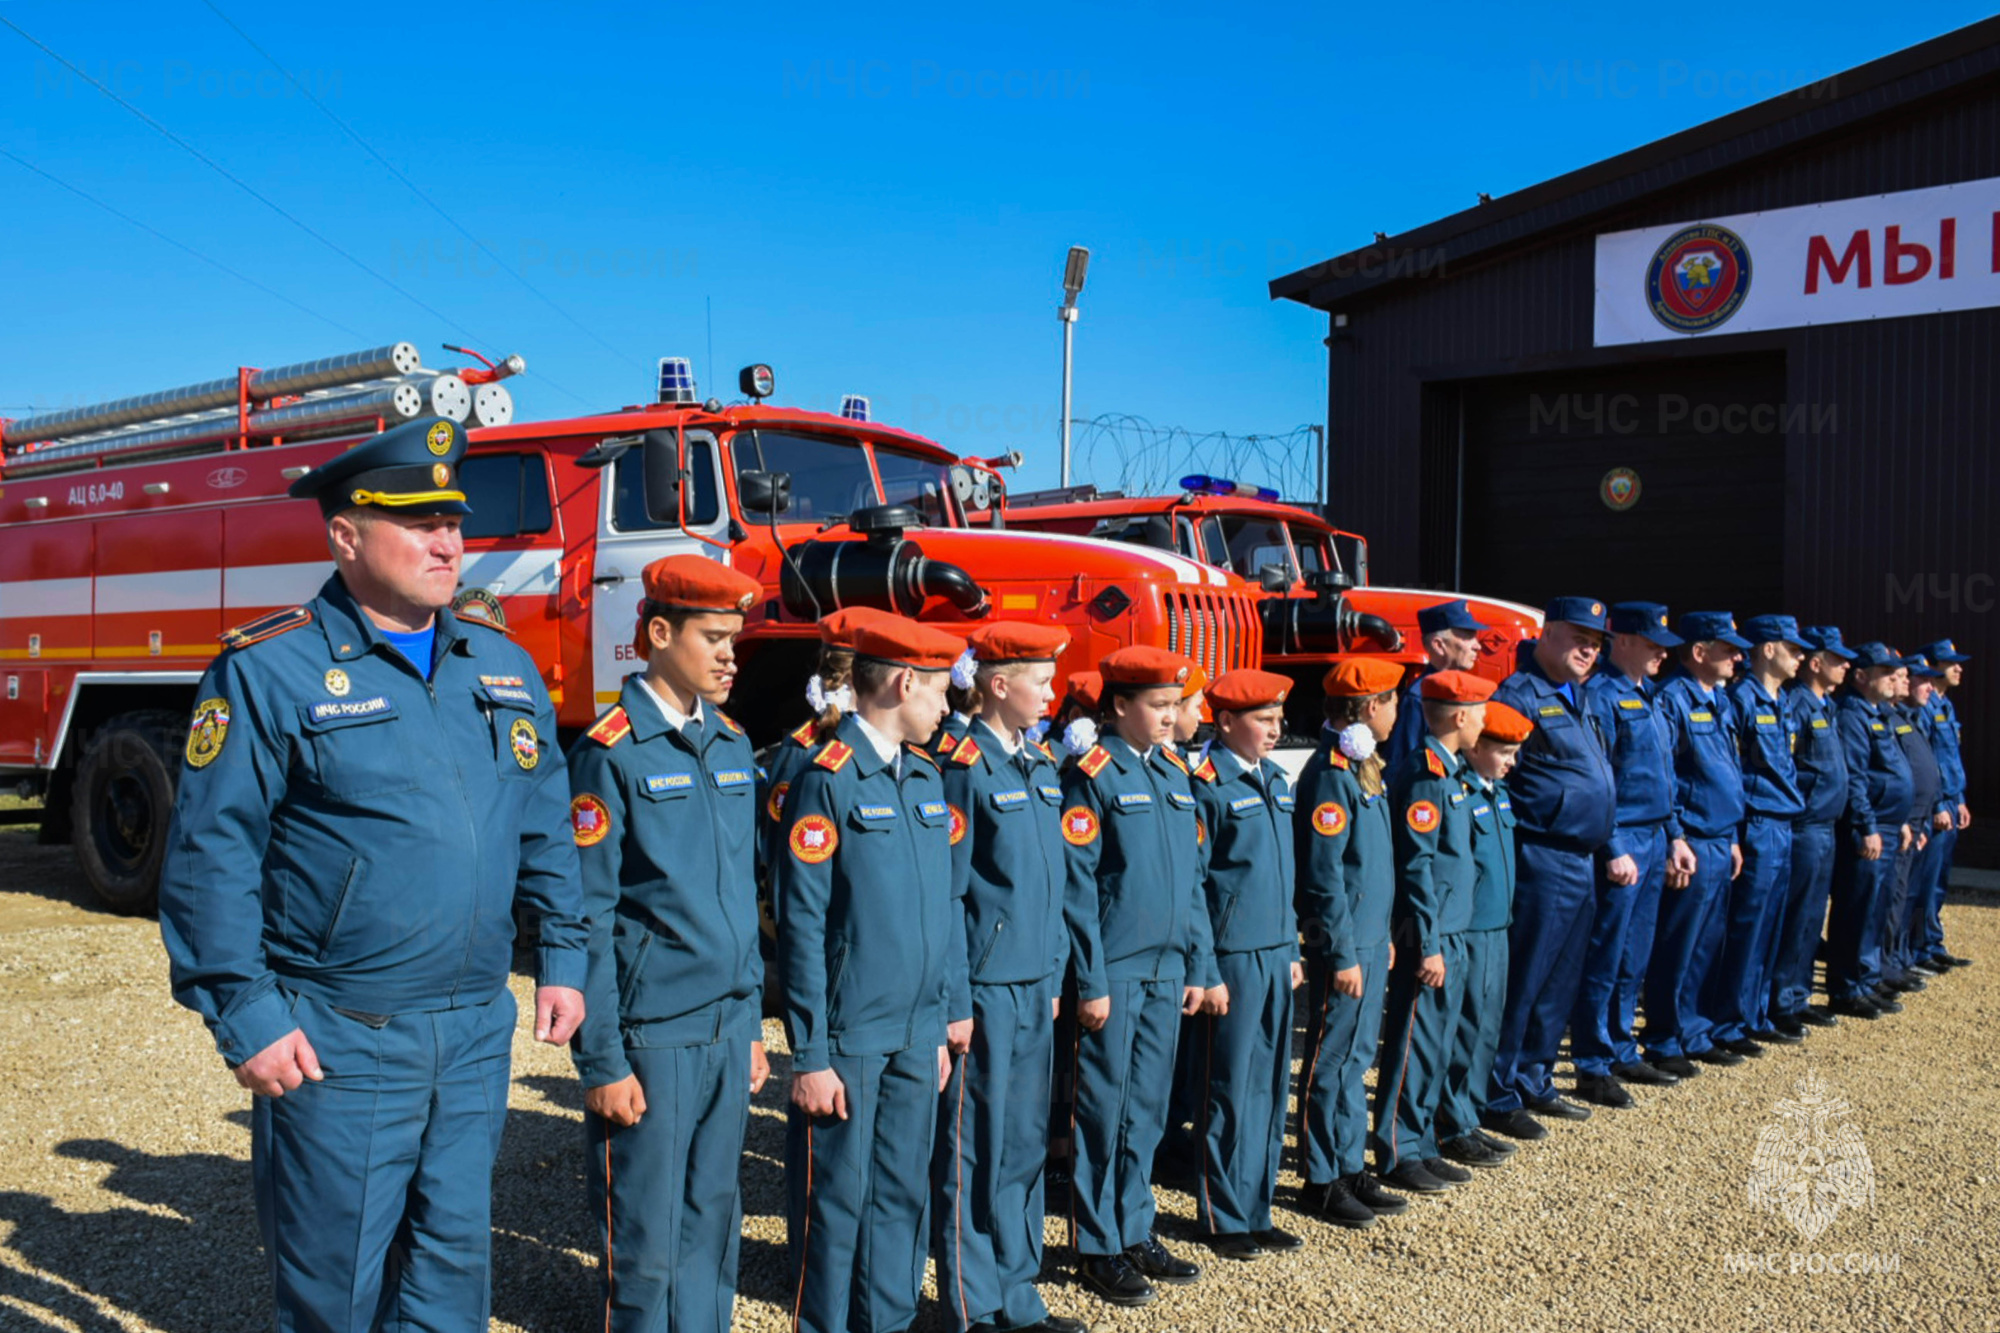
left=732, top=430, right=953, bottom=525
left=1288, top=524, right=1334, bottom=574
left=1216, top=513, right=1297, bottom=580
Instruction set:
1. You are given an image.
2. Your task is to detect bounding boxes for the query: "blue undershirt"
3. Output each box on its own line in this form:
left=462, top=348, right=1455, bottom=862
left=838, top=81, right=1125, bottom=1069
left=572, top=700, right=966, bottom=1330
left=380, top=624, right=437, bottom=680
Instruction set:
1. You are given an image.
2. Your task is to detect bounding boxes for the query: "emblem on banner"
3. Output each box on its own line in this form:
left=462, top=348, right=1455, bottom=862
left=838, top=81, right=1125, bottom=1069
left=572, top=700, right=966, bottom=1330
left=1600, top=467, right=1643, bottom=511
left=1646, top=224, right=1752, bottom=333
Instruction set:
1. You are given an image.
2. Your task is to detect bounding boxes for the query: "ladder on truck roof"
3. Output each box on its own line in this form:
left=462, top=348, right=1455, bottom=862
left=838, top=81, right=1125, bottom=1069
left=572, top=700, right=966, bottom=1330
left=0, top=341, right=525, bottom=478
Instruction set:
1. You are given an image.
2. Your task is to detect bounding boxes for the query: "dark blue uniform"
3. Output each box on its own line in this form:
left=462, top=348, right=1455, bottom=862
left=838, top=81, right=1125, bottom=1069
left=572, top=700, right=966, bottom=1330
left=1706, top=673, right=1805, bottom=1043
left=1439, top=772, right=1515, bottom=1144
left=775, top=716, right=961, bottom=1333
left=1772, top=685, right=1847, bottom=1020
left=1826, top=694, right=1913, bottom=1003
left=1916, top=690, right=1966, bottom=965
left=1885, top=704, right=1948, bottom=983
left=1487, top=657, right=1616, bottom=1115
left=1572, top=670, right=1676, bottom=1077
left=1186, top=745, right=1297, bottom=1236
left=1383, top=669, right=1432, bottom=772
left=1062, top=737, right=1215, bottom=1258
left=933, top=720, right=1070, bottom=1333
left=1372, top=737, right=1477, bottom=1171
left=1643, top=675, right=1742, bottom=1060
left=1293, top=730, right=1395, bottom=1188
left=568, top=681, right=762, bottom=1333
left=159, top=574, right=587, bottom=1330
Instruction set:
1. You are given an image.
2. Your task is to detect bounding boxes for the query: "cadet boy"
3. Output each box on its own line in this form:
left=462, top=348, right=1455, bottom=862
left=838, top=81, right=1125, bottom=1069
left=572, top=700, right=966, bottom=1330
left=1185, top=670, right=1304, bottom=1260
left=1642, top=612, right=1750, bottom=1073
left=1293, top=657, right=1411, bottom=1229
left=1485, top=598, right=1616, bottom=1138
left=1913, top=638, right=1973, bottom=970
left=1770, top=628, right=1856, bottom=1033
left=1573, top=603, right=1688, bottom=1108
left=1710, top=615, right=1812, bottom=1051
left=158, top=417, right=588, bottom=1329
left=775, top=616, right=970, bottom=1333
left=933, top=620, right=1088, bottom=1333
left=1386, top=600, right=1489, bottom=768
left=568, top=556, right=768, bottom=1333
left=1826, top=644, right=1916, bottom=1020
left=1436, top=701, right=1531, bottom=1166
left=1062, top=647, right=1214, bottom=1308
left=1373, top=670, right=1492, bottom=1192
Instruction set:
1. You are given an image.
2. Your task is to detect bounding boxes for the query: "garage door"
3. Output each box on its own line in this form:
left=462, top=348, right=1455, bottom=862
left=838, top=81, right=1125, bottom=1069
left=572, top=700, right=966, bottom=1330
left=1457, top=354, right=1787, bottom=616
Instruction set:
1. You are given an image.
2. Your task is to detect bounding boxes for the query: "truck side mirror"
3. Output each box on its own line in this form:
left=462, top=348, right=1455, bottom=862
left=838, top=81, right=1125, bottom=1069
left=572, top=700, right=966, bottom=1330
left=1258, top=564, right=1292, bottom=593
left=1306, top=568, right=1355, bottom=595
left=641, top=430, right=683, bottom=524
left=738, top=469, right=793, bottom=516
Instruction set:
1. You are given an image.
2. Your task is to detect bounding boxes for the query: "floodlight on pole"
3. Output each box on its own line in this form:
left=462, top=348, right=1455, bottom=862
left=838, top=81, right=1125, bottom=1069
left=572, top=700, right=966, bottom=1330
left=1058, top=245, right=1089, bottom=486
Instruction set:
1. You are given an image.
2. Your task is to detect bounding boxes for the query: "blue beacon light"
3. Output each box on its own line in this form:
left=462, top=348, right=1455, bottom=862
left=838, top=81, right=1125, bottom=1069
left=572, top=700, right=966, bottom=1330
left=1181, top=474, right=1280, bottom=502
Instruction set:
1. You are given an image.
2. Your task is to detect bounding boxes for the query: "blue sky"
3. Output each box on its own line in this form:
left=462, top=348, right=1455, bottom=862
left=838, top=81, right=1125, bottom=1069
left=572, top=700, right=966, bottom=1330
left=1, top=2, right=1991, bottom=497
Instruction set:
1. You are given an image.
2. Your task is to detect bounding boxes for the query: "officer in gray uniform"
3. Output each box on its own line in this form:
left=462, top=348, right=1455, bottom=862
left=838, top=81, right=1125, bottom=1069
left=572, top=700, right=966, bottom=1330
left=159, top=416, right=588, bottom=1331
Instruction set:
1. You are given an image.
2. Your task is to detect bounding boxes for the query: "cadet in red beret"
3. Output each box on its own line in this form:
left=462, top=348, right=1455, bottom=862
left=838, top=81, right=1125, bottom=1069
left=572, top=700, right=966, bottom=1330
left=1063, top=644, right=1214, bottom=1303
left=1294, top=654, right=1415, bottom=1226
left=775, top=613, right=972, bottom=1333
left=1047, top=671, right=1105, bottom=765
left=1434, top=700, right=1533, bottom=1170
left=1176, top=669, right=1306, bottom=1257
left=569, top=552, right=767, bottom=1333
left=932, top=616, right=1082, bottom=1333
left=1173, top=664, right=1210, bottom=754
left=1418, top=669, right=1498, bottom=705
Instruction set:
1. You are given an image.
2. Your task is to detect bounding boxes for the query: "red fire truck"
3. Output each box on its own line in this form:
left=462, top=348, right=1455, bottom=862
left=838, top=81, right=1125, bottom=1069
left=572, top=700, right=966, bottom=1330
left=0, top=344, right=1264, bottom=912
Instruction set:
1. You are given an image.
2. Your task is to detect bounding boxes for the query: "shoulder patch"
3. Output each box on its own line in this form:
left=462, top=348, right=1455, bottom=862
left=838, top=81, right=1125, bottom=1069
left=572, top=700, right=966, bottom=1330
left=1311, top=801, right=1348, bottom=837
left=1061, top=806, right=1101, bottom=846
left=1425, top=748, right=1447, bottom=778
left=1160, top=746, right=1190, bottom=774
left=936, top=732, right=958, bottom=754
left=1406, top=800, right=1441, bottom=835
left=789, top=813, right=839, bottom=863
left=948, top=804, right=968, bottom=845
left=1078, top=745, right=1112, bottom=779
left=906, top=743, right=941, bottom=770
left=714, top=709, right=744, bottom=735
left=951, top=738, right=983, bottom=767
left=586, top=706, right=632, bottom=748
left=218, top=605, right=312, bottom=649
left=1034, top=739, right=1056, bottom=762
left=789, top=719, right=818, bottom=747
left=570, top=793, right=611, bottom=847
left=814, top=740, right=855, bottom=773
left=1192, top=756, right=1218, bottom=784
left=1328, top=751, right=1350, bottom=770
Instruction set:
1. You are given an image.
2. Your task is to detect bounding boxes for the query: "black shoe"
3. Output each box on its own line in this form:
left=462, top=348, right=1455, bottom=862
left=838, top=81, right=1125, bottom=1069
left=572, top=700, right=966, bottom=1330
left=1718, top=1037, right=1765, bottom=1058
left=1307, top=1176, right=1377, bottom=1228
left=1077, top=1255, right=1156, bottom=1307
left=1900, top=975, right=1928, bottom=992
left=1123, top=1236, right=1199, bottom=1285
left=1349, top=1172, right=1411, bottom=1216
left=1474, top=1129, right=1519, bottom=1157
left=1930, top=951, right=1972, bottom=969
left=1254, top=1226, right=1304, bottom=1253
left=1691, top=1046, right=1745, bottom=1066
left=1422, top=1156, right=1473, bottom=1184
left=1380, top=1159, right=1453, bottom=1194
left=1612, top=1060, right=1679, bottom=1087
left=1481, top=1108, right=1549, bottom=1141
left=1908, top=961, right=1943, bottom=978
left=1796, top=1007, right=1839, bottom=1028
left=1827, top=996, right=1883, bottom=1020
left=1651, top=1054, right=1701, bottom=1079
left=1528, top=1096, right=1592, bottom=1121
left=1751, top=1025, right=1804, bottom=1045
left=1438, top=1133, right=1507, bottom=1169
left=1032, top=1319, right=1090, bottom=1333
left=1206, top=1232, right=1265, bottom=1261
left=1769, top=1015, right=1808, bottom=1038
left=1572, top=1075, right=1633, bottom=1108
left=1872, top=995, right=1904, bottom=1014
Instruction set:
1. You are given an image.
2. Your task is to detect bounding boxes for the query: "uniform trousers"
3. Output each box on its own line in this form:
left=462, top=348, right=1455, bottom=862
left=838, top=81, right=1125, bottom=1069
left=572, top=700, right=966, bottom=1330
left=1296, top=942, right=1389, bottom=1185
left=1487, top=841, right=1596, bottom=1114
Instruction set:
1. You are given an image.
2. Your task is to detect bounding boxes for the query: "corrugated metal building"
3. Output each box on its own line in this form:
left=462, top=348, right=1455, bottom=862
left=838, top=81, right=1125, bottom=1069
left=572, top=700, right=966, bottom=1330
left=1273, top=18, right=2000, bottom=866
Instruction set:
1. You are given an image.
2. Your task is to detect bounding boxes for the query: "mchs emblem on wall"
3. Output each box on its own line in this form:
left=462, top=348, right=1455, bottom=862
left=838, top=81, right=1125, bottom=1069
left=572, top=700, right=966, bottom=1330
left=1747, top=1070, right=1876, bottom=1243
left=1646, top=223, right=1752, bottom=333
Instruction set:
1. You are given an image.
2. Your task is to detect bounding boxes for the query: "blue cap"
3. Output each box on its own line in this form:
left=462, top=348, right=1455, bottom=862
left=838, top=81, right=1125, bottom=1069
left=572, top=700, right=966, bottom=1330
left=1740, top=614, right=1813, bottom=650
left=1849, top=641, right=1905, bottom=669
left=1679, top=611, right=1752, bottom=650
left=1416, top=599, right=1488, bottom=636
left=1800, top=626, right=1858, bottom=660
left=1918, top=638, right=1971, bottom=663
left=286, top=415, right=472, bottom=519
left=1608, top=601, right=1682, bottom=647
left=1905, top=653, right=1943, bottom=678
left=1543, top=596, right=1609, bottom=633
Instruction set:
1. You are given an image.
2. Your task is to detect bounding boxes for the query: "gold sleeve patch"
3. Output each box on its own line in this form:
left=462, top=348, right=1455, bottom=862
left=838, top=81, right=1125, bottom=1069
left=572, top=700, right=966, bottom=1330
left=1312, top=801, right=1348, bottom=837
left=948, top=804, right=968, bottom=846
left=570, top=793, right=611, bottom=847
left=1061, top=806, right=1101, bottom=846
left=1406, top=800, right=1441, bottom=834
left=767, top=780, right=791, bottom=823
left=185, top=698, right=231, bottom=769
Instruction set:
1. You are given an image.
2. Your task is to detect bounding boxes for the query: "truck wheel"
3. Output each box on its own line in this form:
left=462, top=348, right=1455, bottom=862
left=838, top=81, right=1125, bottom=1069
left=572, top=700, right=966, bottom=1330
left=71, top=710, right=185, bottom=915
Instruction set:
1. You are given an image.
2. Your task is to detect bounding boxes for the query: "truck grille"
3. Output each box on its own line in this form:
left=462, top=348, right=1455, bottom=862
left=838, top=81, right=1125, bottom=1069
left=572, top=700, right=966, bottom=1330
left=1164, top=589, right=1263, bottom=677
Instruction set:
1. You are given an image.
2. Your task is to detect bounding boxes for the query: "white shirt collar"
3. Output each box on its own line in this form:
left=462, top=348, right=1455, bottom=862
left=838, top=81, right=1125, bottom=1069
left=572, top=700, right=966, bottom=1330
left=634, top=676, right=703, bottom=733
left=853, top=714, right=902, bottom=767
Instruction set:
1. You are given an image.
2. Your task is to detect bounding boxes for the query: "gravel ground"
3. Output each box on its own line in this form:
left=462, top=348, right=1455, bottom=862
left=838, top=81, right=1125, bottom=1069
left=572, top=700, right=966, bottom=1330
left=2, top=807, right=1997, bottom=1332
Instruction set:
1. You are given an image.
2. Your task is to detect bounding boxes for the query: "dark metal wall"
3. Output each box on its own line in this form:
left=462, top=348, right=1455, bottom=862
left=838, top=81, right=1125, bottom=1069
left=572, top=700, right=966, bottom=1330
left=1321, top=77, right=2000, bottom=863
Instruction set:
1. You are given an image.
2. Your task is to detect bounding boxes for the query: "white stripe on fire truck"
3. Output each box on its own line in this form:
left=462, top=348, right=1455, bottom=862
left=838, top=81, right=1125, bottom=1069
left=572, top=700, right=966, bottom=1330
left=95, top=568, right=223, bottom=615
left=938, top=527, right=1228, bottom=587
left=0, top=576, right=92, bottom=619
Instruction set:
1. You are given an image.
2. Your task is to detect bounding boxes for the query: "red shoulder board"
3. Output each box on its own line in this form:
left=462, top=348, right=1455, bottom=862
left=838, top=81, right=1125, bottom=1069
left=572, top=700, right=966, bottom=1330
left=936, top=732, right=958, bottom=754
left=906, top=743, right=941, bottom=770
left=586, top=706, right=632, bottom=748
left=814, top=740, right=855, bottom=773
left=1078, top=745, right=1112, bottom=778
left=714, top=710, right=744, bottom=735
left=1425, top=748, right=1448, bottom=778
left=789, top=719, right=817, bottom=747
left=218, top=605, right=312, bottom=649
left=1329, top=752, right=1350, bottom=770
left=1034, top=740, right=1056, bottom=762
left=951, top=738, right=982, bottom=767
left=1192, top=757, right=1218, bottom=784
left=1160, top=746, right=1190, bottom=774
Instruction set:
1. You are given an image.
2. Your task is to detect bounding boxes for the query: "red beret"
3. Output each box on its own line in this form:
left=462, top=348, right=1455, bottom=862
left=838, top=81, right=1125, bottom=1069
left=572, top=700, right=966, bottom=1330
left=851, top=616, right=966, bottom=671
left=640, top=555, right=761, bottom=613
left=1206, top=669, right=1291, bottom=713
left=1181, top=665, right=1210, bottom=700
left=1064, top=670, right=1103, bottom=710
left=1323, top=657, right=1404, bottom=698
left=1100, top=646, right=1194, bottom=689
left=1480, top=700, right=1534, bottom=743
left=1420, top=669, right=1497, bottom=705
left=818, top=606, right=894, bottom=649
left=966, top=620, right=1070, bottom=664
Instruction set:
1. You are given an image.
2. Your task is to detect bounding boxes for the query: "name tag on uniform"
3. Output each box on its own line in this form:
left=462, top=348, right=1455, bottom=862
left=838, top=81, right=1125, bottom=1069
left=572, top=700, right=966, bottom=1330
left=644, top=772, right=695, bottom=794
left=1896, top=725, right=1913, bottom=735
left=855, top=804, right=898, bottom=822
left=1228, top=795, right=1263, bottom=814
left=1618, top=699, right=1646, bottom=711
left=309, top=696, right=393, bottom=723
left=1275, top=795, right=1295, bottom=811
left=710, top=769, right=754, bottom=789
left=992, top=789, right=1030, bottom=808
left=1165, top=791, right=1195, bottom=810
left=1037, top=784, right=1062, bottom=801
left=1812, top=718, right=1830, bottom=730
left=482, top=683, right=536, bottom=707
left=1538, top=704, right=1565, bottom=717
left=1472, top=804, right=1491, bottom=817
left=1756, top=713, right=1778, bottom=726
left=1498, top=797, right=1512, bottom=812
left=1117, top=791, right=1154, bottom=809
left=1690, top=711, right=1714, bottom=722
left=917, top=801, right=949, bottom=820
left=1448, top=790, right=1467, bottom=807
left=1869, top=722, right=1885, bottom=732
